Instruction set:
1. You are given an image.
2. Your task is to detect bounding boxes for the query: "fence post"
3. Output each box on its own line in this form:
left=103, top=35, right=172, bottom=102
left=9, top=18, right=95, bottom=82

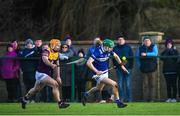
left=71, top=64, right=75, bottom=102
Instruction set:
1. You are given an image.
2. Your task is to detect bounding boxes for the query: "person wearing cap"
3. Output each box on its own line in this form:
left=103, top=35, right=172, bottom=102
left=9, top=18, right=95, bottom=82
left=18, top=38, right=37, bottom=95
left=160, top=38, right=179, bottom=102
left=20, top=39, right=70, bottom=109
left=82, top=38, right=129, bottom=108
left=113, top=35, right=134, bottom=102
left=136, top=36, right=158, bottom=102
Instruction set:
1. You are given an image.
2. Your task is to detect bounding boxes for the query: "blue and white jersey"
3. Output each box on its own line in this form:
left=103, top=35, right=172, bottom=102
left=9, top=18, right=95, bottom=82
left=91, top=46, right=114, bottom=72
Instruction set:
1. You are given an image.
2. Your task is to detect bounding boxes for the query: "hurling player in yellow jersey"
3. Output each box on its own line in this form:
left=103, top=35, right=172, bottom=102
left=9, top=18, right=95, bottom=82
left=20, top=39, right=70, bottom=109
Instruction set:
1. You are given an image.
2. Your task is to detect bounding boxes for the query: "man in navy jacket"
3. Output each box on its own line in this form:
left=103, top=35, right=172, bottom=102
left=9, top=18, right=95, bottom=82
left=113, top=35, right=134, bottom=102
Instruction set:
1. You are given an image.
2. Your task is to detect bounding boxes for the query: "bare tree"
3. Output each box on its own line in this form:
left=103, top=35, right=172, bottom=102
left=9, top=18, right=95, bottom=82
left=0, top=0, right=180, bottom=41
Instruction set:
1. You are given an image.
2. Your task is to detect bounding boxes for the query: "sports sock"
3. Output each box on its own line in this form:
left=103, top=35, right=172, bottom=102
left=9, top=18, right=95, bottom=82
left=58, top=101, right=63, bottom=104
left=115, top=99, right=123, bottom=105
left=24, top=96, right=29, bottom=101
left=84, top=92, right=89, bottom=97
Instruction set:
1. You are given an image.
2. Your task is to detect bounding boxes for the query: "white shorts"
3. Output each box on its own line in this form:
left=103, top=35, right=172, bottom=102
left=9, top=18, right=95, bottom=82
left=35, top=71, right=49, bottom=81
left=92, top=72, right=108, bottom=84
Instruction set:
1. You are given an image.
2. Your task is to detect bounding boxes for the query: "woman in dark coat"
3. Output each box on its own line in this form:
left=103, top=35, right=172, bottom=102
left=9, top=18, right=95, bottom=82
left=160, top=38, right=179, bottom=102
left=75, top=49, right=88, bottom=102
left=59, top=43, right=74, bottom=102
left=0, top=44, right=20, bottom=102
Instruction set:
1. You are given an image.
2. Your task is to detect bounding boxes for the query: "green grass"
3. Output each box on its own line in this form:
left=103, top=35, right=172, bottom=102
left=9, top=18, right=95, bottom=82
left=0, top=102, right=180, bottom=115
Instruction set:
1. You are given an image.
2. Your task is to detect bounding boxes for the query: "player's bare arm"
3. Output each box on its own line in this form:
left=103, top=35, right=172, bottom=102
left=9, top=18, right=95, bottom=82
left=87, top=57, right=103, bottom=75
left=54, top=60, right=61, bottom=85
left=113, top=52, right=129, bottom=74
left=42, top=55, right=57, bottom=69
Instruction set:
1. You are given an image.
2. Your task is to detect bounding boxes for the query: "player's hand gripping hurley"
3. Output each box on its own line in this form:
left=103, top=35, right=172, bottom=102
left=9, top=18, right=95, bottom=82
left=92, top=65, right=129, bottom=79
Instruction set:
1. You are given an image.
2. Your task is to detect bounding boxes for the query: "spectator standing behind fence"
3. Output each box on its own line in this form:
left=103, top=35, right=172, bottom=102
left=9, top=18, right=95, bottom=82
left=75, top=49, right=88, bottom=102
left=42, top=43, right=49, bottom=51
left=0, top=44, right=20, bottom=102
left=136, top=36, right=158, bottom=102
left=59, top=43, right=74, bottom=102
left=64, top=35, right=76, bottom=56
left=160, top=38, right=179, bottom=102
left=18, top=38, right=37, bottom=100
left=86, top=37, right=102, bottom=58
left=11, top=39, right=20, bottom=53
left=10, top=40, right=22, bottom=98
left=113, top=35, right=134, bottom=102
left=34, top=39, right=43, bottom=74
left=34, top=39, right=43, bottom=57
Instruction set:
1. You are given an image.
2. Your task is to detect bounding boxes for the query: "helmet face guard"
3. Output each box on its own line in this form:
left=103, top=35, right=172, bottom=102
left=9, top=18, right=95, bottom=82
left=103, top=39, right=114, bottom=48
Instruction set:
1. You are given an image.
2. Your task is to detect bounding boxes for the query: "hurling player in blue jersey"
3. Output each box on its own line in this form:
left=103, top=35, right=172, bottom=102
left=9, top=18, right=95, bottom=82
left=82, top=38, right=129, bottom=108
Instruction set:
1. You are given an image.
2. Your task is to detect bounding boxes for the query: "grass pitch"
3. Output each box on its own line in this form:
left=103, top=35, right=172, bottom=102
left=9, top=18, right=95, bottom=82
left=0, top=102, right=180, bottom=115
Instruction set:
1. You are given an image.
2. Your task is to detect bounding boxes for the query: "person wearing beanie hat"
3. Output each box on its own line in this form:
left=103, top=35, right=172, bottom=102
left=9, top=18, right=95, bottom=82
left=143, top=36, right=151, bottom=41
left=24, top=38, right=34, bottom=46
left=64, top=35, right=76, bottom=55
left=59, top=43, right=74, bottom=60
left=20, top=38, right=70, bottom=109
left=82, top=38, right=129, bottom=108
left=11, top=39, right=18, bottom=51
left=18, top=38, right=37, bottom=103
left=160, top=38, right=179, bottom=102
left=136, top=36, right=158, bottom=102
left=165, top=38, right=174, bottom=48
left=64, top=35, right=72, bottom=41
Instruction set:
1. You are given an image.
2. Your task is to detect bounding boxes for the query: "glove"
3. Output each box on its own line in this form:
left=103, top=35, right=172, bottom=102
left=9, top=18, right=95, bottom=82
left=59, top=53, right=69, bottom=60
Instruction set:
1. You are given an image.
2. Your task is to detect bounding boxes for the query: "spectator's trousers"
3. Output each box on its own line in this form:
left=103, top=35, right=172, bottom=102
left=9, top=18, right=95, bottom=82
left=116, top=69, right=132, bottom=102
left=142, top=72, right=156, bottom=101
